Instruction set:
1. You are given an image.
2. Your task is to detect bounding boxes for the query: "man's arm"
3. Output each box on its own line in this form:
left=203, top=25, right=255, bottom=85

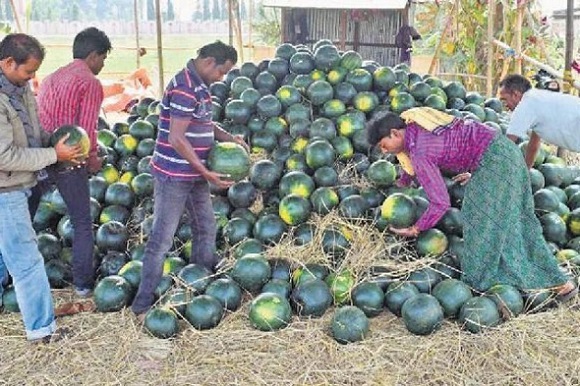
left=0, top=109, right=58, bottom=171
left=78, top=79, right=104, bottom=156
left=523, top=131, right=541, bottom=169
left=168, top=117, right=232, bottom=189
left=213, top=123, right=249, bottom=151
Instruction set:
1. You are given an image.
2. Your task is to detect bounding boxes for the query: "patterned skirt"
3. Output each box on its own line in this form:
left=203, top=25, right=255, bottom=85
left=460, top=134, right=566, bottom=292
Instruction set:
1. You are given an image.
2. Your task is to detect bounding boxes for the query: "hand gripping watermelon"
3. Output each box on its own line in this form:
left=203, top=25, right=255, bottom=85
left=49, top=124, right=91, bottom=167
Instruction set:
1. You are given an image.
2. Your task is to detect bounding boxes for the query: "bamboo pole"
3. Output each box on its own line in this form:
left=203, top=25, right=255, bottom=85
left=514, top=3, right=524, bottom=75
left=559, top=0, right=575, bottom=158
left=134, top=0, right=141, bottom=69
left=8, top=0, right=23, bottom=32
left=228, top=0, right=234, bottom=46
left=493, top=39, right=580, bottom=91
left=486, top=1, right=494, bottom=96
left=154, top=0, right=164, bottom=97
left=339, top=11, right=347, bottom=51
left=249, top=0, right=254, bottom=61
left=428, top=0, right=458, bottom=75
left=564, top=0, right=575, bottom=93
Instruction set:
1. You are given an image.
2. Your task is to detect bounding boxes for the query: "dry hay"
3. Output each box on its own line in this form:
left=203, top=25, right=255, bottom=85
left=2, top=292, right=580, bottom=386
left=2, top=216, right=580, bottom=386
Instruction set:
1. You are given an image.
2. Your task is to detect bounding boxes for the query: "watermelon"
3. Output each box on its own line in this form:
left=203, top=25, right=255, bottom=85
left=207, top=142, right=251, bottom=181
left=144, top=308, right=179, bottom=339
left=248, top=292, right=292, bottom=331
left=185, top=294, right=224, bottom=330
left=50, top=124, right=91, bottom=165
left=401, top=293, right=444, bottom=335
left=331, top=306, right=369, bottom=344
left=459, top=296, right=501, bottom=333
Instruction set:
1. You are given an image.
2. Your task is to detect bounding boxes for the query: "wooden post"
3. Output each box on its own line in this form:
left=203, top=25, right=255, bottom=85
left=228, top=0, right=234, bottom=46
left=559, top=0, right=575, bottom=158
left=339, top=11, right=347, bottom=51
left=486, top=1, right=494, bottom=96
left=134, top=0, right=141, bottom=69
left=563, top=0, right=575, bottom=93
left=154, top=0, right=164, bottom=97
left=428, top=0, right=458, bottom=75
left=8, top=0, right=23, bottom=32
left=514, top=2, right=524, bottom=75
left=248, top=0, right=254, bottom=60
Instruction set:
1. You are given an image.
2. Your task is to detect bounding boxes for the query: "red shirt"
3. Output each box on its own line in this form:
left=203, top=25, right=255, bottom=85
left=401, top=120, right=497, bottom=231
left=37, top=59, right=103, bottom=155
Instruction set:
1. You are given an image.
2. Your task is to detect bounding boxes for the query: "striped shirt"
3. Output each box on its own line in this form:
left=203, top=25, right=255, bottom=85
left=400, top=120, right=497, bottom=231
left=150, top=60, right=214, bottom=180
left=37, top=59, right=103, bottom=155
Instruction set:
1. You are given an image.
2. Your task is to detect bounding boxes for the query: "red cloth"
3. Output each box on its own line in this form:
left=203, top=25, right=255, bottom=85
left=400, top=120, right=496, bottom=231
left=37, top=59, right=104, bottom=156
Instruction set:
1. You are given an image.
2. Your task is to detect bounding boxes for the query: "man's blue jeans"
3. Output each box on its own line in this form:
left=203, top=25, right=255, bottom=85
left=131, top=175, right=218, bottom=314
left=0, top=190, right=56, bottom=340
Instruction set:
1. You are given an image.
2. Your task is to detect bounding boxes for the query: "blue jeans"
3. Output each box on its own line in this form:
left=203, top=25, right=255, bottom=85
left=131, top=175, right=218, bottom=314
left=30, top=166, right=94, bottom=290
left=0, top=190, right=56, bottom=340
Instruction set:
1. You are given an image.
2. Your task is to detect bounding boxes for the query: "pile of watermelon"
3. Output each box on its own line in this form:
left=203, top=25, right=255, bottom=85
left=4, top=39, right=580, bottom=343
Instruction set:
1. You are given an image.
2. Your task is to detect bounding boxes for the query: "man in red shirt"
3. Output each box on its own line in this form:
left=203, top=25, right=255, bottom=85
left=34, top=27, right=112, bottom=298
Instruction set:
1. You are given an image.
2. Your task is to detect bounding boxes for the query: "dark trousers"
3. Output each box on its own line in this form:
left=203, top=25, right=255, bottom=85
left=131, top=175, right=218, bottom=314
left=30, top=167, right=94, bottom=290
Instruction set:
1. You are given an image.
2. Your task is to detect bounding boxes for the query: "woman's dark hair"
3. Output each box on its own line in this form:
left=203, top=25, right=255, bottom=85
left=197, top=40, right=238, bottom=65
left=0, top=33, right=45, bottom=64
left=366, top=111, right=406, bottom=146
left=499, top=74, right=532, bottom=94
left=73, top=27, right=112, bottom=59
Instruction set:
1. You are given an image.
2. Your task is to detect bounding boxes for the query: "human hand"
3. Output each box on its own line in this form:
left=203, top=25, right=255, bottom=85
left=389, top=225, right=420, bottom=238
left=54, top=134, right=83, bottom=163
left=204, top=170, right=235, bottom=189
left=452, top=172, right=471, bottom=186
left=395, top=179, right=409, bottom=188
left=231, top=135, right=250, bottom=153
left=87, top=154, right=103, bottom=174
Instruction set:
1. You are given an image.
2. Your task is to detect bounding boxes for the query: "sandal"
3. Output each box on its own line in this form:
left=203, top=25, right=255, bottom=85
left=54, top=300, right=96, bottom=317
left=30, top=326, right=72, bottom=344
left=556, top=285, right=579, bottom=304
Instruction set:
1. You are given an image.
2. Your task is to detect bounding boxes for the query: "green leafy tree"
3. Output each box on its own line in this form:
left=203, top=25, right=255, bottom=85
left=202, top=0, right=211, bottom=21
left=220, top=0, right=227, bottom=21
left=212, top=0, right=220, bottom=20
left=240, top=0, right=247, bottom=21
left=147, top=0, right=155, bottom=21
left=167, top=0, right=175, bottom=21
left=193, top=0, right=203, bottom=21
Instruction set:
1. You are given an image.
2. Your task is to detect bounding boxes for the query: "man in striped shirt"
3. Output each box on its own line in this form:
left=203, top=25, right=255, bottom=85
left=34, top=27, right=112, bottom=298
left=131, top=41, right=245, bottom=319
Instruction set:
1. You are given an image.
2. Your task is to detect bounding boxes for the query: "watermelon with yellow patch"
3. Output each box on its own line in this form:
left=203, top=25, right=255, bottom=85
left=248, top=292, right=292, bottom=331
left=381, top=193, right=417, bottom=229
left=278, top=194, right=311, bottom=226
left=416, top=229, right=449, bottom=257
left=50, top=125, right=91, bottom=166
left=207, top=142, right=251, bottom=181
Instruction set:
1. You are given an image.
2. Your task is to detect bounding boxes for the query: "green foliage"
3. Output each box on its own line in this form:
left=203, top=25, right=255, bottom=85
left=212, top=0, right=221, bottom=20
left=413, top=0, right=562, bottom=94
left=252, top=2, right=281, bottom=46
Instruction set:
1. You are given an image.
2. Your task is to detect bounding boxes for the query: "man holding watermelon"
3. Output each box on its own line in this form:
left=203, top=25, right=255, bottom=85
left=499, top=74, right=580, bottom=168
left=366, top=109, right=577, bottom=302
left=34, top=27, right=112, bottom=299
left=131, top=41, right=247, bottom=320
left=0, top=33, right=84, bottom=342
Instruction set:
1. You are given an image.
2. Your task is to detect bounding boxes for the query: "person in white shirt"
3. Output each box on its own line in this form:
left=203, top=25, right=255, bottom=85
left=499, top=74, right=580, bottom=168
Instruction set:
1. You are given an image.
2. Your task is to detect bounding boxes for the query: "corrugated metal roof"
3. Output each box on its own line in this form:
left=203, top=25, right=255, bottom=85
left=262, top=0, right=408, bottom=10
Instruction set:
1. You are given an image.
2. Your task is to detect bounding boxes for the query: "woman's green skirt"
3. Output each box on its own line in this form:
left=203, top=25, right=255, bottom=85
left=461, top=135, right=566, bottom=292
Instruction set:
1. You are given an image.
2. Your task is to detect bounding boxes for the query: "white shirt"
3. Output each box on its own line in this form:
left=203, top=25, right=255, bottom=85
left=507, top=88, right=580, bottom=151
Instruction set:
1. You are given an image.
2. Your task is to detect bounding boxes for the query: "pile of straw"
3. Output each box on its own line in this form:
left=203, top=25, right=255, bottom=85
left=2, top=216, right=580, bottom=385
